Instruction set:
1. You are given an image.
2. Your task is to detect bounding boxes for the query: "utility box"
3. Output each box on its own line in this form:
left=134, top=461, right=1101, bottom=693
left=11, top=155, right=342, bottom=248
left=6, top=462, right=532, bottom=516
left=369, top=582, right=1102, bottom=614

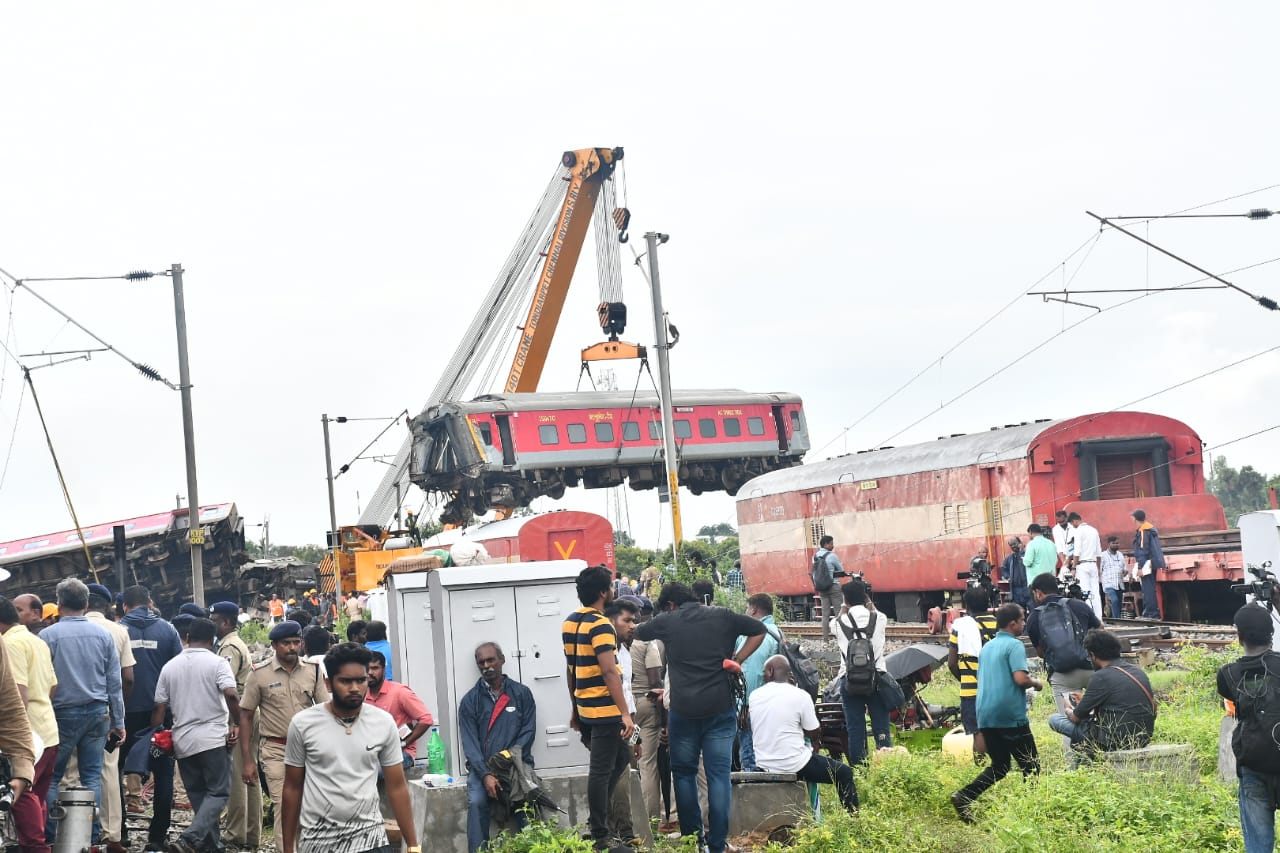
left=389, top=560, right=591, bottom=779
left=384, top=573, right=437, bottom=709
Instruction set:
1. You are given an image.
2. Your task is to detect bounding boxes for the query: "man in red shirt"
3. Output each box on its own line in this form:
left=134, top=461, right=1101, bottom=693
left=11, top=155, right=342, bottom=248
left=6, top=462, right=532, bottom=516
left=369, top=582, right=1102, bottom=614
left=366, top=650, right=433, bottom=767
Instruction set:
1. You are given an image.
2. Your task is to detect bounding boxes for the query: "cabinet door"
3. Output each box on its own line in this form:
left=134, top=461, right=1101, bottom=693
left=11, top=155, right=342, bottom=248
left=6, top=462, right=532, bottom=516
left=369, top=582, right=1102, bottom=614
left=397, top=589, right=437, bottom=708
left=513, top=583, right=589, bottom=770
left=446, top=586, right=518, bottom=776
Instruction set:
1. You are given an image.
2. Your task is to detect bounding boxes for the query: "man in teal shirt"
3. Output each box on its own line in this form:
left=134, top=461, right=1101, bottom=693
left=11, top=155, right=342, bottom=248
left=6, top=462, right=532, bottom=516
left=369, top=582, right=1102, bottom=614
left=951, top=603, right=1043, bottom=822
left=1021, top=524, right=1058, bottom=583
left=735, top=594, right=781, bottom=771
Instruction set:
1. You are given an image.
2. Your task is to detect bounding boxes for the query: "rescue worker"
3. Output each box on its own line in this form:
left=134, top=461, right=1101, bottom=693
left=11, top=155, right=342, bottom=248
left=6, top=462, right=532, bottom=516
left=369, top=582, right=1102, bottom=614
left=239, top=621, right=328, bottom=853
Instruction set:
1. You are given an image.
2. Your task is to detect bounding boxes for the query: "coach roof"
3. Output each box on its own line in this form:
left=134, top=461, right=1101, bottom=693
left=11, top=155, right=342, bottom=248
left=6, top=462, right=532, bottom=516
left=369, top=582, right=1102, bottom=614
left=738, top=418, right=1067, bottom=498
left=426, top=389, right=802, bottom=417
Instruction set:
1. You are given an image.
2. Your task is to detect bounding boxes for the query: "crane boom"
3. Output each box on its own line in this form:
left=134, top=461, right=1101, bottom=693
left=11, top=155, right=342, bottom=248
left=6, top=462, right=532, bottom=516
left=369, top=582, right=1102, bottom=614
left=358, top=147, right=624, bottom=527
left=505, top=147, right=622, bottom=392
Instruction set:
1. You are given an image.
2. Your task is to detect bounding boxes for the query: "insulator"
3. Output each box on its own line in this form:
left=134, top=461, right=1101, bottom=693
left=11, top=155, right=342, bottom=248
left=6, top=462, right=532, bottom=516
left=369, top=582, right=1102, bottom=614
left=124, top=270, right=155, bottom=281
left=135, top=362, right=163, bottom=381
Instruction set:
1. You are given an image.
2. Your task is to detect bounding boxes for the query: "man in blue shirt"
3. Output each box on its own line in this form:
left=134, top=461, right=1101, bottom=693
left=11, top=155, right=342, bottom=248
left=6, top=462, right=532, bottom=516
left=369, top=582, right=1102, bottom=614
left=458, top=642, right=536, bottom=853
left=365, top=620, right=393, bottom=681
left=735, top=594, right=780, bottom=771
left=951, top=603, right=1043, bottom=823
left=40, top=578, right=125, bottom=843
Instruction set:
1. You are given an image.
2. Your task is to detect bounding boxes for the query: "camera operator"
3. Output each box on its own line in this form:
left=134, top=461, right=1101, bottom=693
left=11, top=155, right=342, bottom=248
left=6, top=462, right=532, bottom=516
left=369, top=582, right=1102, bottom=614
left=960, top=546, right=1000, bottom=610
left=811, top=536, right=847, bottom=642
left=1231, top=564, right=1280, bottom=652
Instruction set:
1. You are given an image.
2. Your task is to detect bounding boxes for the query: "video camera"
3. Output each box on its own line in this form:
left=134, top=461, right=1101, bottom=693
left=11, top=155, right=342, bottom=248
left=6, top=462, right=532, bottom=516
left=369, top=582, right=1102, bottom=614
left=1231, top=562, right=1277, bottom=607
left=957, top=559, right=1000, bottom=608
left=837, top=569, right=870, bottom=598
left=1057, top=571, right=1089, bottom=603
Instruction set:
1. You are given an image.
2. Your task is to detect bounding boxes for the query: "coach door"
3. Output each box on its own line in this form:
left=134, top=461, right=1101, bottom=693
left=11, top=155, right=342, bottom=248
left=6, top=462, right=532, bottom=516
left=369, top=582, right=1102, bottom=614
left=495, top=414, right=516, bottom=467
left=771, top=405, right=789, bottom=452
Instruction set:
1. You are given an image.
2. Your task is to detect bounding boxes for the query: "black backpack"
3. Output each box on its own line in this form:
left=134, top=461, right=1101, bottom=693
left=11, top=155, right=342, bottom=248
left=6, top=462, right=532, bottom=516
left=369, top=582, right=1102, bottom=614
left=1231, top=652, right=1280, bottom=774
left=766, top=624, right=820, bottom=699
left=811, top=552, right=834, bottom=593
left=1035, top=599, right=1091, bottom=674
left=840, top=612, right=878, bottom=696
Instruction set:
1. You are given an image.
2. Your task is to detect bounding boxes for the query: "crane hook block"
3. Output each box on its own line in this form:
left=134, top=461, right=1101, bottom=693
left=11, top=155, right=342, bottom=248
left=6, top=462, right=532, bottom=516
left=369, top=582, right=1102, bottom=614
left=613, top=207, right=631, bottom=244
left=598, top=301, right=627, bottom=337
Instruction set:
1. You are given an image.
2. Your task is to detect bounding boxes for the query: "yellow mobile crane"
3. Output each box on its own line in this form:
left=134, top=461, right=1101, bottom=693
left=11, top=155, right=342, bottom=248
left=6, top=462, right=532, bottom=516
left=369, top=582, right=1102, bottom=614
left=328, top=147, right=638, bottom=593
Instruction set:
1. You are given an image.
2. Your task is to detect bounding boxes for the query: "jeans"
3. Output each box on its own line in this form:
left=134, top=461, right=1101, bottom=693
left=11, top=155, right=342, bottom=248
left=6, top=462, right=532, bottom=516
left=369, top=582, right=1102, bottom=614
left=955, top=724, right=1039, bottom=804
left=793, top=753, right=858, bottom=812
left=1104, top=587, right=1124, bottom=619
left=466, top=770, right=529, bottom=853
left=1048, top=712, right=1090, bottom=743
left=1140, top=572, right=1160, bottom=619
left=737, top=726, right=756, bottom=771
left=580, top=721, right=631, bottom=846
left=959, top=696, right=978, bottom=735
left=1011, top=587, right=1032, bottom=611
left=176, top=747, right=231, bottom=851
left=841, top=683, right=891, bottom=765
left=668, top=708, right=736, bottom=853
left=1238, top=766, right=1280, bottom=853
left=121, top=709, right=175, bottom=850
left=46, top=703, right=109, bottom=843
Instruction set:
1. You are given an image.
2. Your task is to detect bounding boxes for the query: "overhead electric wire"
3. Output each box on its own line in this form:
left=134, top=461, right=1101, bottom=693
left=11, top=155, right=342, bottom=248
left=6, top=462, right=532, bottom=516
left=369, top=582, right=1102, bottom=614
left=24, top=368, right=98, bottom=581
left=869, top=253, right=1280, bottom=450
left=0, top=380, right=26, bottom=493
left=816, top=181, right=1280, bottom=456
left=814, top=231, right=1105, bottom=456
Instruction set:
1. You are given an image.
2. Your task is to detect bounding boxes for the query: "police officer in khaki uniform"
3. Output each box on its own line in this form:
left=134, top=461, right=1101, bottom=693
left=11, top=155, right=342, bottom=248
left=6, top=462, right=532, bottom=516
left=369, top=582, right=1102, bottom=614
left=211, top=600, right=262, bottom=851
left=239, top=620, right=327, bottom=853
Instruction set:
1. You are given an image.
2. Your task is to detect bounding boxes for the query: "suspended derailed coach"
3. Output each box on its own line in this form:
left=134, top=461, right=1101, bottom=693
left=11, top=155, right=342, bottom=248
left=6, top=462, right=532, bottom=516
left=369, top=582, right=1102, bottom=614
left=736, top=411, right=1245, bottom=623
left=409, top=389, right=808, bottom=523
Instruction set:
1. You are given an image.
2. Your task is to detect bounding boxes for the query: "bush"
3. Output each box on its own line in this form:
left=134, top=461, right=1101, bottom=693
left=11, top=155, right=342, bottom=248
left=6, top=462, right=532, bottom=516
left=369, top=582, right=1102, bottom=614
left=239, top=619, right=268, bottom=646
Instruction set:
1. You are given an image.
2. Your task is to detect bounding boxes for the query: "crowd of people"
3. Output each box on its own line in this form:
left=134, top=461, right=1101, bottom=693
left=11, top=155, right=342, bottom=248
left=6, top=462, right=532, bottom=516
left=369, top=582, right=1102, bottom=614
left=0, top=578, right=425, bottom=853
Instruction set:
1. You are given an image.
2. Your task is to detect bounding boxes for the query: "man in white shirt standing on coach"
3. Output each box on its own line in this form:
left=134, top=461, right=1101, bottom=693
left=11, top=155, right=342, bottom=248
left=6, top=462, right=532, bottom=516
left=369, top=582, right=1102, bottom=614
left=1067, top=512, right=1104, bottom=621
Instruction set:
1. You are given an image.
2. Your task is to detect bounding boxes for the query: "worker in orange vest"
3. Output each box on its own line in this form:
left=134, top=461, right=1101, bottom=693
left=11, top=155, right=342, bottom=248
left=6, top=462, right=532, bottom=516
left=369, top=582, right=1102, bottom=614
left=268, top=594, right=285, bottom=626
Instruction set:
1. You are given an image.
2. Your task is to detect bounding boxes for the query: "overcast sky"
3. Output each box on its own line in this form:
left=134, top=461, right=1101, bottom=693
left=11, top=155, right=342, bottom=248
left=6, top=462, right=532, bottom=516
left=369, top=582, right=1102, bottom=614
left=0, top=3, right=1277, bottom=550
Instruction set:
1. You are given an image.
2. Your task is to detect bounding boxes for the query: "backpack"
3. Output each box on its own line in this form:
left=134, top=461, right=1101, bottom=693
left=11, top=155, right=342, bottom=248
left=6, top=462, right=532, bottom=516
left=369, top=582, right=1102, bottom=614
left=765, top=624, right=820, bottom=699
left=811, top=551, right=834, bottom=593
left=1035, top=598, right=1090, bottom=674
left=1230, top=652, right=1280, bottom=774
left=839, top=611, right=878, bottom=696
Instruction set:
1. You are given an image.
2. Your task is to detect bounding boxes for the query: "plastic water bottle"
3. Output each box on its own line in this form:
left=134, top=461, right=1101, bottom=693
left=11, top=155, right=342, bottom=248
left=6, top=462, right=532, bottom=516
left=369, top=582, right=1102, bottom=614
left=427, top=727, right=447, bottom=774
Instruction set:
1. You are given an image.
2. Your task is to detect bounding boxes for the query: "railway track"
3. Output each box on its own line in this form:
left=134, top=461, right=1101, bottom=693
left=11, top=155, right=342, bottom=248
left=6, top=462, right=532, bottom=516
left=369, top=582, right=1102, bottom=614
left=778, top=620, right=1237, bottom=651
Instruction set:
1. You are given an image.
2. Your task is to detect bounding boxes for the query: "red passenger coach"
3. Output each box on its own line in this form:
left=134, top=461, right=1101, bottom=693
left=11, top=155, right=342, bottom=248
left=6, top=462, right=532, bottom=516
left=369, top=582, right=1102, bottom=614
left=736, top=411, right=1243, bottom=622
left=423, top=510, right=616, bottom=570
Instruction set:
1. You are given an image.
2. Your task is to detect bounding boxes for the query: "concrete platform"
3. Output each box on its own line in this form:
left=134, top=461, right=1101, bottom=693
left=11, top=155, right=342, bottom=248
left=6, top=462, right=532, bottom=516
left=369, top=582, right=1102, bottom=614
left=1096, top=742, right=1200, bottom=783
left=408, top=768, right=650, bottom=853
left=406, top=769, right=812, bottom=851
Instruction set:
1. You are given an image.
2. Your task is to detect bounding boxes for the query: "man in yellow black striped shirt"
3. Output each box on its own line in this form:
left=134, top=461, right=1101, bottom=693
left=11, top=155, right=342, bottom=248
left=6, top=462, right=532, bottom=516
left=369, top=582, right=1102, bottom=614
left=948, top=587, right=1000, bottom=735
left=562, top=566, right=635, bottom=851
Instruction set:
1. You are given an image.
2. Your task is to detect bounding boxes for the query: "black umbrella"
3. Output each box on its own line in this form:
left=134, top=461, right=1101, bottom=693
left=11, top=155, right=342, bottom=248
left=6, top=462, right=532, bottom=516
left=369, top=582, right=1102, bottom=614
left=884, top=643, right=950, bottom=682
left=488, top=749, right=565, bottom=821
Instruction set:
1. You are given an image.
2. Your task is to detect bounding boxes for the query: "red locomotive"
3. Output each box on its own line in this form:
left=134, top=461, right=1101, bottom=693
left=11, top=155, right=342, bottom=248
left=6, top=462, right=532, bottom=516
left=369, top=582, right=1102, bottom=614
left=736, top=411, right=1243, bottom=622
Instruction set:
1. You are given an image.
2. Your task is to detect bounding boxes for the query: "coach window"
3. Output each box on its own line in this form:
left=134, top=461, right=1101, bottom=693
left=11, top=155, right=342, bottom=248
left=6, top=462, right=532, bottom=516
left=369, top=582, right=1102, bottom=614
left=699, top=418, right=717, bottom=438
left=477, top=423, right=493, bottom=446
left=595, top=422, right=615, bottom=443
left=567, top=423, right=588, bottom=444
left=790, top=411, right=802, bottom=433
left=648, top=421, right=663, bottom=440
left=538, top=424, right=559, bottom=445
left=747, top=417, right=766, bottom=436
left=674, top=419, right=692, bottom=439
left=623, top=421, right=641, bottom=442
left=723, top=417, right=742, bottom=437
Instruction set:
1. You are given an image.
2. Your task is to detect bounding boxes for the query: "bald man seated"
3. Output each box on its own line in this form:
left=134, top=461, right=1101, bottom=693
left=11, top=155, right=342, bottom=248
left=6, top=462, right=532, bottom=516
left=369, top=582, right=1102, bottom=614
left=748, top=655, right=858, bottom=813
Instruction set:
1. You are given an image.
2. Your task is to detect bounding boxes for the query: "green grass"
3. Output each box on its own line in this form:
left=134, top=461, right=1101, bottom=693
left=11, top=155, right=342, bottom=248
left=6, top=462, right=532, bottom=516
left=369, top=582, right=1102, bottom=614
left=486, top=646, right=1244, bottom=852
